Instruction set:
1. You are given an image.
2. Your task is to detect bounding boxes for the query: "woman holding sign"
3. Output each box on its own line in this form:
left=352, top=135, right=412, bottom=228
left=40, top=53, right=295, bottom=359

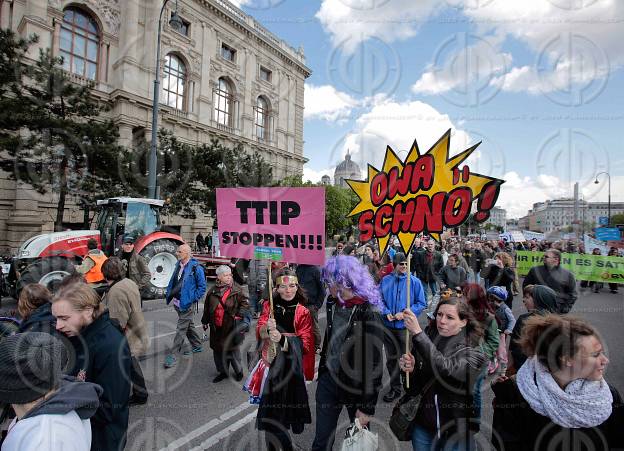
left=400, top=297, right=487, bottom=451
left=245, top=269, right=314, bottom=451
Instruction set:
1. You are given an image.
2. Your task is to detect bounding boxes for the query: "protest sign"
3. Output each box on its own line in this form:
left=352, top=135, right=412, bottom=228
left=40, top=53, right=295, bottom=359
left=584, top=234, right=609, bottom=256
left=515, top=250, right=624, bottom=283
left=216, top=187, right=325, bottom=265
left=347, top=130, right=505, bottom=255
left=522, top=230, right=545, bottom=241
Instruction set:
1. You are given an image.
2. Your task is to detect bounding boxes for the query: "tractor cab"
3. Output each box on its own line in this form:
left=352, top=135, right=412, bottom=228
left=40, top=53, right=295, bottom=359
left=94, top=198, right=163, bottom=256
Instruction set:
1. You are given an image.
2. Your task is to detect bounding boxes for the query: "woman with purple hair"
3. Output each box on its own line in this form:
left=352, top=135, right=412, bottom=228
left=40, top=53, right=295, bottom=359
left=311, top=256, right=385, bottom=451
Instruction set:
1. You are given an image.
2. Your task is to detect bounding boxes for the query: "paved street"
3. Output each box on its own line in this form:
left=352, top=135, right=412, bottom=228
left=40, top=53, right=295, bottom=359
left=1, top=284, right=622, bottom=450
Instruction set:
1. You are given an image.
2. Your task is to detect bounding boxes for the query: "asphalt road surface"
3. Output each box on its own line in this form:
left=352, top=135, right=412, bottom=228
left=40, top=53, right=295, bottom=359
left=1, top=284, right=622, bottom=450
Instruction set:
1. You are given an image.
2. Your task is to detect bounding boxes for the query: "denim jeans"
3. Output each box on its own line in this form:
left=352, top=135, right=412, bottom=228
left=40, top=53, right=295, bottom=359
left=411, top=424, right=475, bottom=451
left=311, top=372, right=357, bottom=451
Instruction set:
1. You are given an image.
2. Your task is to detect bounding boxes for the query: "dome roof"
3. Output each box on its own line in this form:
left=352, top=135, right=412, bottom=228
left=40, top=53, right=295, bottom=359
left=334, top=152, right=361, bottom=176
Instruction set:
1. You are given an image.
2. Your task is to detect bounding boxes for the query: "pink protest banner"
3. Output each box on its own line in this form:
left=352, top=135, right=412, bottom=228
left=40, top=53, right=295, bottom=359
left=216, top=187, right=326, bottom=265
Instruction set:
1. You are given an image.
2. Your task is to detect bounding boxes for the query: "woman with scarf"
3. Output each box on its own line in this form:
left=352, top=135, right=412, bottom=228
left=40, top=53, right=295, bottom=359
left=400, top=296, right=487, bottom=450
left=244, top=269, right=314, bottom=451
left=202, top=265, right=250, bottom=382
left=492, top=314, right=623, bottom=450
left=311, top=255, right=385, bottom=451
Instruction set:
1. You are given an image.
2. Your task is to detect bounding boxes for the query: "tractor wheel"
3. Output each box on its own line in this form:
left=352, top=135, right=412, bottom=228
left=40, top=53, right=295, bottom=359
left=17, top=257, right=76, bottom=294
left=140, top=239, right=180, bottom=300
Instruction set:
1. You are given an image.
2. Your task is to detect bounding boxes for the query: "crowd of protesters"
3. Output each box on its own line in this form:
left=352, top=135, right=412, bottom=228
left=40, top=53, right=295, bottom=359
left=1, top=232, right=623, bottom=451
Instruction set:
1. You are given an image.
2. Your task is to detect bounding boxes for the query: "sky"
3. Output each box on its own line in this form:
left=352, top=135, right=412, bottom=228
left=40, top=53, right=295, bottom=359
left=232, top=0, right=624, bottom=219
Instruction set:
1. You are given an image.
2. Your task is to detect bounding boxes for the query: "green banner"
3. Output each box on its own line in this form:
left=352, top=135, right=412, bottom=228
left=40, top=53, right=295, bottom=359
left=515, top=251, right=624, bottom=283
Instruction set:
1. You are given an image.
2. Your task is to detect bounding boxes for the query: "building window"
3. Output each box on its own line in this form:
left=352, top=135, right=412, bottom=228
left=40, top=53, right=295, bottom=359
left=221, top=43, right=236, bottom=62
left=255, top=96, right=270, bottom=142
left=171, top=12, right=190, bottom=36
left=259, top=66, right=272, bottom=82
left=214, top=77, right=234, bottom=127
left=162, top=54, right=186, bottom=110
left=60, top=7, right=99, bottom=80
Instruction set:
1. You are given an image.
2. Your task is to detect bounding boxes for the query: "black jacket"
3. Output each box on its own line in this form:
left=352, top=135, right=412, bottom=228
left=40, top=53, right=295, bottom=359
left=404, top=328, right=487, bottom=438
left=18, top=302, right=56, bottom=334
left=70, top=311, right=131, bottom=451
left=463, top=249, right=484, bottom=273
left=492, top=376, right=624, bottom=451
left=413, top=250, right=444, bottom=283
left=483, top=264, right=515, bottom=304
left=296, top=264, right=324, bottom=308
left=522, top=264, right=578, bottom=313
left=318, top=298, right=384, bottom=415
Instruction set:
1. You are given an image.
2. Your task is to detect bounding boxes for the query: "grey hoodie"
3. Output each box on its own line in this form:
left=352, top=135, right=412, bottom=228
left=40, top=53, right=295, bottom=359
left=21, top=377, right=101, bottom=421
left=3, top=379, right=101, bottom=451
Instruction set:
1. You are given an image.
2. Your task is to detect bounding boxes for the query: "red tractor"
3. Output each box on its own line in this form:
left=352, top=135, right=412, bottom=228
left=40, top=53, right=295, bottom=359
left=10, top=197, right=185, bottom=299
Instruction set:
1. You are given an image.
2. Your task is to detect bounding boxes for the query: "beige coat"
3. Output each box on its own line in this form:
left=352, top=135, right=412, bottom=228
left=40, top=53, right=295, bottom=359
left=104, top=278, right=150, bottom=356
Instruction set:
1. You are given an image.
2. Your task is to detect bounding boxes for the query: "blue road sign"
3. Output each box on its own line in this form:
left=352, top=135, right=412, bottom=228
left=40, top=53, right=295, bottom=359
left=594, top=228, right=621, bottom=241
left=598, top=216, right=609, bottom=226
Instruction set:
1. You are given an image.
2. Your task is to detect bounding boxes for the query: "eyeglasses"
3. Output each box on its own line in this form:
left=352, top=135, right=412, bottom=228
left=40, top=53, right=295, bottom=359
left=397, top=262, right=408, bottom=266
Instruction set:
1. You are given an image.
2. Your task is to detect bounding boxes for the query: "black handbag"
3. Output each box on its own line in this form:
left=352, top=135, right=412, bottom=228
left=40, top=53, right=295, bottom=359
left=231, top=316, right=250, bottom=346
left=389, top=378, right=435, bottom=441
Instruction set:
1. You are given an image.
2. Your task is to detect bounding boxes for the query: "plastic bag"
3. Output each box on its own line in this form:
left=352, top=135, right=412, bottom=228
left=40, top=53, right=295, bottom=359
left=340, top=418, right=378, bottom=451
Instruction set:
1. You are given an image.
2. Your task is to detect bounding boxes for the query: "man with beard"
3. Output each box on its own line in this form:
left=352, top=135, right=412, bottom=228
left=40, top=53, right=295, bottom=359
left=522, top=249, right=577, bottom=314
left=118, top=235, right=151, bottom=294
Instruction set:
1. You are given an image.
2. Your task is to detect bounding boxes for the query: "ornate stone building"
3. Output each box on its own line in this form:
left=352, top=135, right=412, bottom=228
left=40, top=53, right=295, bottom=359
left=0, top=0, right=310, bottom=250
left=333, top=151, right=361, bottom=188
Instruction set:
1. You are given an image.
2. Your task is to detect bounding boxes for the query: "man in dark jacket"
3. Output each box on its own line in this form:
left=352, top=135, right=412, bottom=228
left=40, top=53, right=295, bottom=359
left=462, top=241, right=484, bottom=284
left=522, top=249, right=577, bottom=314
left=414, top=240, right=444, bottom=305
left=118, top=234, right=151, bottom=292
left=296, top=263, right=325, bottom=351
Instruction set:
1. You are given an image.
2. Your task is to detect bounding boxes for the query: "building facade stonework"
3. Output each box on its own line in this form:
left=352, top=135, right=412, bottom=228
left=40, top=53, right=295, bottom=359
left=0, top=0, right=310, bottom=250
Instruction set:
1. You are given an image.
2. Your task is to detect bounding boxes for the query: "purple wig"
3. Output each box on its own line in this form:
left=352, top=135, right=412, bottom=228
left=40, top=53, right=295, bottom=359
left=322, top=255, right=382, bottom=309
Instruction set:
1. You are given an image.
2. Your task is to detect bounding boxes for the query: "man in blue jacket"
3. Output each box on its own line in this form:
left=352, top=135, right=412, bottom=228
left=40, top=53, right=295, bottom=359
left=164, top=244, right=207, bottom=368
left=379, top=252, right=426, bottom=402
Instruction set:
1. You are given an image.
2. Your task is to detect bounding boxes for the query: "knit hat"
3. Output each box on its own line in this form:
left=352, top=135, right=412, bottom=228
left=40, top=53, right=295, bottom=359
left=532, top=285, right=558, bottom=313
left=393, top=252, right=407, bottom=266
left=487, top=286, right=508, bottom=301
left=0, top=332, right=66, bottom=404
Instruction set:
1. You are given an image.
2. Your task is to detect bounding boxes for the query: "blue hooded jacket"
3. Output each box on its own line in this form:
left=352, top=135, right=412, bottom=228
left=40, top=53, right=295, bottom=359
left=380, top=271, right=427, bottom=329
left=166, top=258, right=207, bottom=311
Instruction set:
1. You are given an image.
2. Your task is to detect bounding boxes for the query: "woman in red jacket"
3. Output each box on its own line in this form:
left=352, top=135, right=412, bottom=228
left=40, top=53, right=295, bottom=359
left=244, top=269, right=314, bottom=451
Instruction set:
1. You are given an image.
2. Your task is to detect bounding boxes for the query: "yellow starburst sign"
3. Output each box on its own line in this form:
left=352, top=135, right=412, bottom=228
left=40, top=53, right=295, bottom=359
left=346, top=129, right=505, bottom=256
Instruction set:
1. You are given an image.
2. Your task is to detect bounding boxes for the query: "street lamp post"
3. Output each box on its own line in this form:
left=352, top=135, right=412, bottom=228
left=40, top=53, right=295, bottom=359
left=148, top=0, right=183, bottom=199
left=594, top=171, right=611, bottom=227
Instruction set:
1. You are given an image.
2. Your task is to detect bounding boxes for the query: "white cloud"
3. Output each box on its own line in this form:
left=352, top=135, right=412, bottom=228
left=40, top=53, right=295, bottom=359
left=315, top=0, right=442, bottom=52
left=412, top=35, right=512, bottom=96
left=332, top=99, right=474, bottom=172
left=304, top=84, right=360, bottom=122
left=464, top=1, right=621, bottom=95
left=497, top=171, right=624, bottom=219
left=302, top=166, right=333, bottom=184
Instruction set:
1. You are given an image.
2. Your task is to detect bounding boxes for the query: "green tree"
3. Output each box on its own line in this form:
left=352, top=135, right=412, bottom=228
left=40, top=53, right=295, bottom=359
left=141, top=132, right=274, bottom=218
left=610, top=213, right=624, bottom=227
left=0, top=29, right=131, bottom=230
left=277, top=175, right=358, bottom=239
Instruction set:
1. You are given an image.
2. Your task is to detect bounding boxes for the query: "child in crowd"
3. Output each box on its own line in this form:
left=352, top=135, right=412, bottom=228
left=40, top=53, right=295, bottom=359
left=487, top=286, right=516, bottom=374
